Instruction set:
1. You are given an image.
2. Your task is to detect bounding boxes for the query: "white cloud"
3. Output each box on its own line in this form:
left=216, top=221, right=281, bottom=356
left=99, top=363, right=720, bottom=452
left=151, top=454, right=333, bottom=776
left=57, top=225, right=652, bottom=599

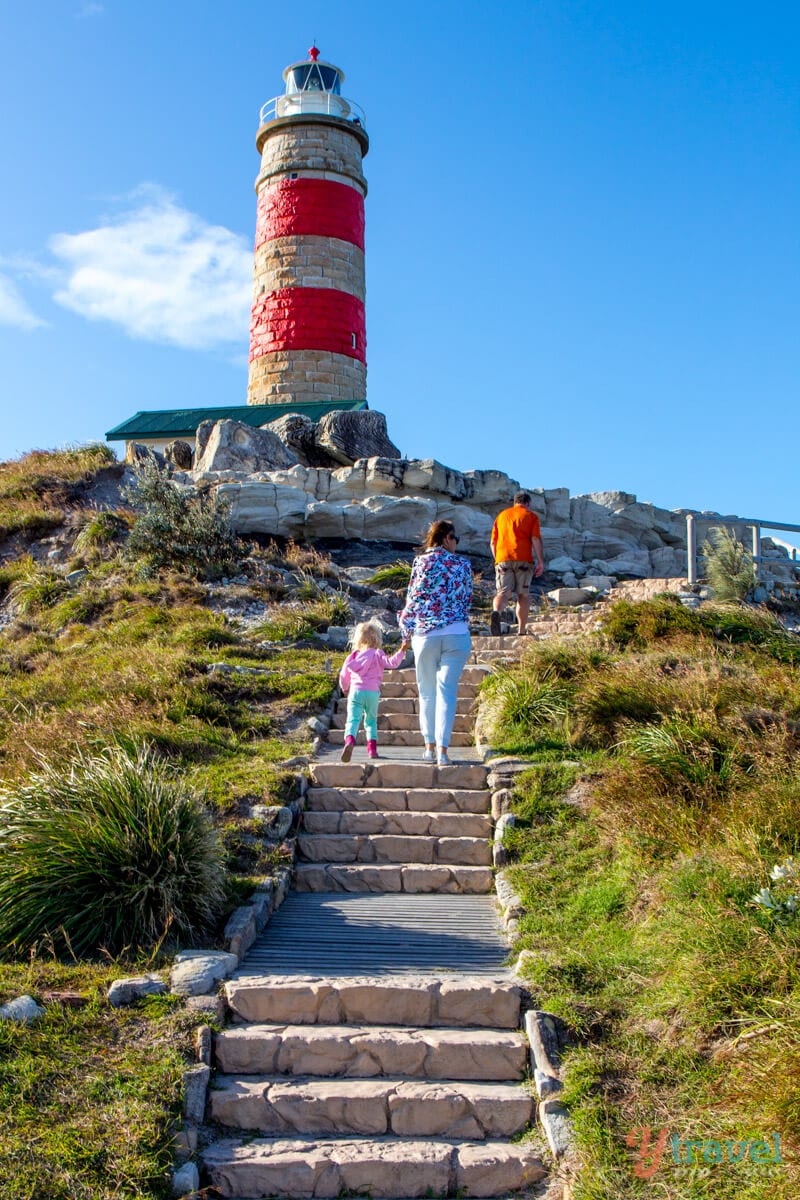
left=50, top=189, right=251, bottom=350
left=0, top=273, right=46, bottom=331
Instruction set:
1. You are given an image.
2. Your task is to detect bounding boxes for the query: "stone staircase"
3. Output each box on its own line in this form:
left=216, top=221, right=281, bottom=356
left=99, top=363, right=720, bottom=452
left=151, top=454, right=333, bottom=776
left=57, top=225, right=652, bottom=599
left=201, top=639, right=553, bottom=1198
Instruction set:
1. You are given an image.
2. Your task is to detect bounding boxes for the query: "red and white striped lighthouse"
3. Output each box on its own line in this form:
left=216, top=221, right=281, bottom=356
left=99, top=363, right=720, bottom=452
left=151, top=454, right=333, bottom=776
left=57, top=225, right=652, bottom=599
left=247, top=47, right=369, bottom=407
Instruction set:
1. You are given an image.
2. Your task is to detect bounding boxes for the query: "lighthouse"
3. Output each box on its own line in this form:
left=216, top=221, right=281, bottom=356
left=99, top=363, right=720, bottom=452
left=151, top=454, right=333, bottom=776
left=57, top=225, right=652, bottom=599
left=247, top=47, right=369, bottom=408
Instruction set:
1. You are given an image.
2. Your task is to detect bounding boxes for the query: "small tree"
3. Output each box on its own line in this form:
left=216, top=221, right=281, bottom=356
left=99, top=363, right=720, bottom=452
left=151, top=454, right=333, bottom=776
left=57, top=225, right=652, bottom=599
left=123, top=458, right=241, bottom=578
left=703, top=527, right=756, bottom=602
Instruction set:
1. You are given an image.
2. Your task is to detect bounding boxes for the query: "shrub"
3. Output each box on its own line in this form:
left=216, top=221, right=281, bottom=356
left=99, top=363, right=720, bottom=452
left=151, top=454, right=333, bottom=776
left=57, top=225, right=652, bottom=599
left=0, top=745, right=225, bottom=956
left=123, top=459, right=241, bottom=579
left=703, top=526, right=756, bottom=602
left=600, top=595, right=702, bottom=648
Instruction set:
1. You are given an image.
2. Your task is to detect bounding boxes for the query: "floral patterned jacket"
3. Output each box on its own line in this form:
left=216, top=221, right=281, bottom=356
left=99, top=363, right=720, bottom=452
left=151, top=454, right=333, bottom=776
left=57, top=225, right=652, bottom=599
left=398, top=548, right=473, bottom=638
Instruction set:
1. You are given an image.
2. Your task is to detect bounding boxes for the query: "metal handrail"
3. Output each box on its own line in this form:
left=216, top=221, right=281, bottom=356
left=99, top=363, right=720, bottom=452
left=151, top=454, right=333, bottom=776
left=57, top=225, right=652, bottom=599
left=258, top=94, right=367, bottom=131
left=686, top=514, right=800, bottom=584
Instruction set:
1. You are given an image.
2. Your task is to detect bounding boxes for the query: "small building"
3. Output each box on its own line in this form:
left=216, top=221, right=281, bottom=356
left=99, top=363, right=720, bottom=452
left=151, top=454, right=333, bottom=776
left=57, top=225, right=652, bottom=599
left=105, top=398, right=365, bottom=457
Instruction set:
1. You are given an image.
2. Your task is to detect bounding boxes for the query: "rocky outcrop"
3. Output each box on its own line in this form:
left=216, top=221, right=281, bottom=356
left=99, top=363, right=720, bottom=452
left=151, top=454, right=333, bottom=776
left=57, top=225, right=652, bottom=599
left=194, top=420, right=298, bottom=474
left=186, top=418, right=797, bottom=584
left=314, top=409, right=401, bottom=466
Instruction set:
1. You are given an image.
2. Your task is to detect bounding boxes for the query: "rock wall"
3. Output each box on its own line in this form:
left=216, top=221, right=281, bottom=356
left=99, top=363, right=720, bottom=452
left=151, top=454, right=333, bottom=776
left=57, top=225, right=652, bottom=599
left=178, top=417, right=798, bottom=583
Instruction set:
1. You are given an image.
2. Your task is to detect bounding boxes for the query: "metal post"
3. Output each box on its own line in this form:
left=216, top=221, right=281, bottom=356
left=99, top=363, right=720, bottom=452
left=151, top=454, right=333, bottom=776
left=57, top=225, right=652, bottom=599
left=751, top=524, right=761, bottom=582
left=686, top=514, right=697, bottom=584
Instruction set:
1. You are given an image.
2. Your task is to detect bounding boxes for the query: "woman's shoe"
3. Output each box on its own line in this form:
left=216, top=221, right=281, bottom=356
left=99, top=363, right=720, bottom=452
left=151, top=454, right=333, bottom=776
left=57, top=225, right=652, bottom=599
left=340, top=736, right=356, bottom=763
left=422, top=748, right=436, bottom=763
left=437, top=751, right=453, bottom=767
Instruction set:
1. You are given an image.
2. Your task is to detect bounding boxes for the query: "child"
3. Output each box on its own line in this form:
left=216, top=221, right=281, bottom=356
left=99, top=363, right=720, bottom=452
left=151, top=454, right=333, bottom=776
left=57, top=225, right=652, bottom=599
left=338, top=622, right=410, bottom=761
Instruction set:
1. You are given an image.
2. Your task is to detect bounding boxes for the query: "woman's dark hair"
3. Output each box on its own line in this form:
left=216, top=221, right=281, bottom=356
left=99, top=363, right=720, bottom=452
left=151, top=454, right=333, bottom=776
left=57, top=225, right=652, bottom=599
left=421, top=520, right=456, bottom=550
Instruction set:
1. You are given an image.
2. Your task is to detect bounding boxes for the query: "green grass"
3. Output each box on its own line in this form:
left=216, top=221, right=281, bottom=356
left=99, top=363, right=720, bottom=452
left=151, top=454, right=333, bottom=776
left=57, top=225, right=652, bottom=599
left=491, top=602, right=800, bottom=1197
left=368, top=559, right=412, bottom=588
left=0, top=959, right=192, bottom=1200
left=0, top=443, right=116, bottom=540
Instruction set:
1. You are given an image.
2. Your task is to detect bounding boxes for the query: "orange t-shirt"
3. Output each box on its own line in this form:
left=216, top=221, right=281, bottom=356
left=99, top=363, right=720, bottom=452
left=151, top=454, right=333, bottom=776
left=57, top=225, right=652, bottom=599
left=492, top=506, right=541, bottom=564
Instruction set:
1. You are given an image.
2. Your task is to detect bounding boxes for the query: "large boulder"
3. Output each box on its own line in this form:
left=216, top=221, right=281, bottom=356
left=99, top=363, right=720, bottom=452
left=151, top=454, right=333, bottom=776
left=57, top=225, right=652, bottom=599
left=163, top=439, right=193, bottom=469
left=314, top=409, right=401, bottom=466
left=194, top=420, right=298, bottom=474
left=262, top=414, right=333, bottom=468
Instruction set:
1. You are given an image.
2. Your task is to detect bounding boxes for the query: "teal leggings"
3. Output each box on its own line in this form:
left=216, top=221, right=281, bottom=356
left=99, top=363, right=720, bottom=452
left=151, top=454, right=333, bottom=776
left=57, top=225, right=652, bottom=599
left=345, top=689, right=380, bottom=740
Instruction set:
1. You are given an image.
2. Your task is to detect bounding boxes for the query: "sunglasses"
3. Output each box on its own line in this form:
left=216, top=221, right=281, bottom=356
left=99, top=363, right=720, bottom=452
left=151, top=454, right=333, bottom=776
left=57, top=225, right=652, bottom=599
left=447, top=532, right=459, bottom=544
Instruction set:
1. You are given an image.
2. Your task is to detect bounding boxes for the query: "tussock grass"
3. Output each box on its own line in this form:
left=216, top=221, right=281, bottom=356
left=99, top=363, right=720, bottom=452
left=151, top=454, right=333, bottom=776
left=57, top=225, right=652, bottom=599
left=0, top=746, right=225, bottom=957
left=705, top=526, right=757, bottom=602
left=252, top=593, right=351, bottom=642
left=491, top=600, right=800, bottom=1197
left=368, top=559, right=413, bottom=589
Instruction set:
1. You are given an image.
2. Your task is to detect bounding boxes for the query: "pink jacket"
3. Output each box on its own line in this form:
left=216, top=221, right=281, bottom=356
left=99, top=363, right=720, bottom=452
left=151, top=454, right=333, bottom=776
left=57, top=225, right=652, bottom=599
left=339, top=646, right=406, bottom=693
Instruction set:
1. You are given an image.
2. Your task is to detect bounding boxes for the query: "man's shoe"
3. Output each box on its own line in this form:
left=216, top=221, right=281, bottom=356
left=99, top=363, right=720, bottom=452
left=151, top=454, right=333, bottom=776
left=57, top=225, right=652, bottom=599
left=490, top=610, right=502, bottom=637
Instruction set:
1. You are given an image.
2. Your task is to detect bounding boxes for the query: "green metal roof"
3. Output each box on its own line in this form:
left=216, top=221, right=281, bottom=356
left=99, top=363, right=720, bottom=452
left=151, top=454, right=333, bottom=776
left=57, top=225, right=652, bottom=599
left=106, top=399, right=366, bottom=441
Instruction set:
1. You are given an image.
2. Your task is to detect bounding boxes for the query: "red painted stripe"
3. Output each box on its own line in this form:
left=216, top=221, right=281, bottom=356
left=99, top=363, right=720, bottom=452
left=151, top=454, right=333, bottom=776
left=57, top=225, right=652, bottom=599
left=255, top=178, right=365, bottom=251
left=250, top=287, right=366, bottom=363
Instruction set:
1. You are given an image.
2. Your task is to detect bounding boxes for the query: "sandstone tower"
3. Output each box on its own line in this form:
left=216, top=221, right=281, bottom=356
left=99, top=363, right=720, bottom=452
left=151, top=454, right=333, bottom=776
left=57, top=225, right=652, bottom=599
left=247, top=47, right=369, bottom=407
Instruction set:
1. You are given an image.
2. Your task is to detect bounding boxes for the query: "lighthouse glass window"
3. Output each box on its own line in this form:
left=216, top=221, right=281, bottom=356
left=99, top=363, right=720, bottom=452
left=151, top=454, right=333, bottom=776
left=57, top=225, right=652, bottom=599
left=287, top=64, right=341, bottom=95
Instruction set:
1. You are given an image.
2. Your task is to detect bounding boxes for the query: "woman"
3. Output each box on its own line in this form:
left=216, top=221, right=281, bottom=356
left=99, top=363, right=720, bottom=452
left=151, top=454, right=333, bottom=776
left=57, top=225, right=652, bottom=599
left=398, top=520, right=473, bottom=766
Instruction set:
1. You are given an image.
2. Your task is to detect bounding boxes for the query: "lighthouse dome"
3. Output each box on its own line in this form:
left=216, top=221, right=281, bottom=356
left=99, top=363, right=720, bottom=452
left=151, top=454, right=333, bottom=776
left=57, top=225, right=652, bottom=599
left=283, top=46, right=344, bottom=96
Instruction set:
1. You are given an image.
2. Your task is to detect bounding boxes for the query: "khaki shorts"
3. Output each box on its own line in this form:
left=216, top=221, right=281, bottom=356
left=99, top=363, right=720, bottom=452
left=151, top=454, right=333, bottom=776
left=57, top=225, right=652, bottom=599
left=495, top=560, right=534, bottom=596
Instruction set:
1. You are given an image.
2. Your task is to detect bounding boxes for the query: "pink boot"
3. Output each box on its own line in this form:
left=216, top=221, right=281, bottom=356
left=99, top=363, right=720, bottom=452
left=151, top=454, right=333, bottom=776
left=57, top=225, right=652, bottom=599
left=340, top=735, right=356, bottom=763
left=367, top=739, right=379, bottom=759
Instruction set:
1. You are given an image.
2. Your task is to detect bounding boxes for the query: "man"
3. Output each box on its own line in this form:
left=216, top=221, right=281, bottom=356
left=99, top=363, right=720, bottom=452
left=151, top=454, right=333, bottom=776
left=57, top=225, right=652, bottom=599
left=490, top=491, right=545, bottom=636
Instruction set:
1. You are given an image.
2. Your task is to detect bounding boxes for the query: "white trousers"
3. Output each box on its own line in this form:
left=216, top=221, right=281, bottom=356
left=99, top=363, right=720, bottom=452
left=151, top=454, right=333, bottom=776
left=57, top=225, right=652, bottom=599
left=412, top=633, right=472, bottom=747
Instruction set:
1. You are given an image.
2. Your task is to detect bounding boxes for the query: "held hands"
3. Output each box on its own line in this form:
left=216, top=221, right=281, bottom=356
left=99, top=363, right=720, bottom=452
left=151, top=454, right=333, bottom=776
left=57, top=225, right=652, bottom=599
left=400, top=639, right=411, bottom=652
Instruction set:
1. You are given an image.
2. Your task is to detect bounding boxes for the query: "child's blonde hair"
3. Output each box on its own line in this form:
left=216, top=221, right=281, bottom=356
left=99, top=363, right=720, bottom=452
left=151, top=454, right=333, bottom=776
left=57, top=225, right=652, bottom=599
left=351, top=620, right=383, bottom=650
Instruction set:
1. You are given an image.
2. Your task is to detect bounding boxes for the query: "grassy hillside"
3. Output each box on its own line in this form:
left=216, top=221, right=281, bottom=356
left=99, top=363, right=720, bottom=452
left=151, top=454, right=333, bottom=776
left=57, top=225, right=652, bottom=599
left=0, top=446, right=342, bottom=1198
left=485, top=597, right=800, bottom=1197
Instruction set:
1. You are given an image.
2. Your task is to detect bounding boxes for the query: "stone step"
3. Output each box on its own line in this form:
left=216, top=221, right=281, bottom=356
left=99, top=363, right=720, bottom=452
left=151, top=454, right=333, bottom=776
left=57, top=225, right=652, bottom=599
left=392, top=666, right=489, bottom=686
left=225, top=976, right=522, bottom=1028
left=302, top=811, right=492, bottom=838
left=210, top=1075, right=534, bottom=1139
left=202, top=1134, right=547, bottom=1198
left=305, top=787, right=489, bottom=815
left=336, top=696, right=477, bottom=716
left=309, top=762, right=488, bottom=790
left=471, top=637, right=531, bottom=651
left=327, top=728, right=474, bottom=747
left=332, top=711, right=474, bottom=733
left=296, top=834, right=492, bottom=867
left=293, top=863, right=494, bottom=894
left=214, top=1024, right=528, bottom=1080
left=381, top=681, right=480, bottom=699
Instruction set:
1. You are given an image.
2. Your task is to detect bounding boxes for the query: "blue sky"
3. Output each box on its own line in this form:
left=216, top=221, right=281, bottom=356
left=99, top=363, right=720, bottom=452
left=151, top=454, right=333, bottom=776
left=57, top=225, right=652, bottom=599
left=0, top=1, right=798, bottom=521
